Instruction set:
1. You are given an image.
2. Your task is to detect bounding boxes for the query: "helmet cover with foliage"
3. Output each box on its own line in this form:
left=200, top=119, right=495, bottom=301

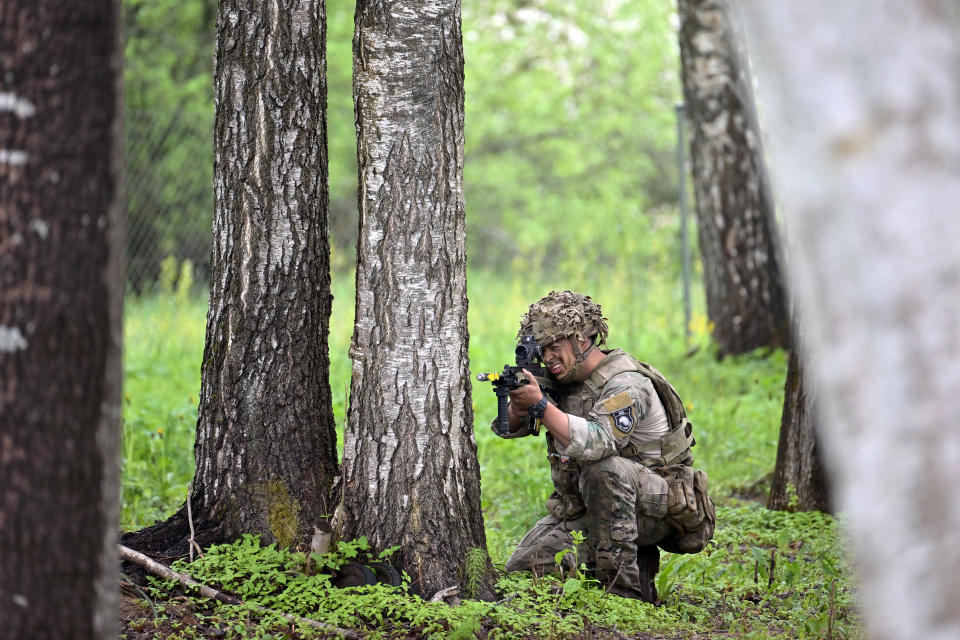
left=518, top=290, right=609, bottom=348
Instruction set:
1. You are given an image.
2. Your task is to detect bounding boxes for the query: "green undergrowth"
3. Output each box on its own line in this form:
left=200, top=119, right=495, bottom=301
left=125, top=505, right=858, bottom=639
left=121, top=258, right=861, bottom=637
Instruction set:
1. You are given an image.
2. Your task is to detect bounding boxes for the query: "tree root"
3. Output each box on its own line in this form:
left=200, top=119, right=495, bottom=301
left=429, top=585, right=460, bottom=602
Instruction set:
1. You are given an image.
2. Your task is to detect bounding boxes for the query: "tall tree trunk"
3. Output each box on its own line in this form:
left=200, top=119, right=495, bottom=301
left=740, top=2, right=960, bottom=637
left=767, top=317, right=830, bottom=512
left=677, top=0, right=789, bottom=357
left=338, top=0, right=490, bottom=598
left=195, top=0, right=338, bottom=545
left=124, top=0, right=338, bottom=557
left=0, top=0, right=124, bottom=636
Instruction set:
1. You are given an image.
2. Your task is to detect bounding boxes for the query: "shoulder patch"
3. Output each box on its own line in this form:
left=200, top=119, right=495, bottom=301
left=610, top=406, right=636, bottom=435
left=600, top=391, right=636, bottom=438
left=600, top=391, right=633, bottom=413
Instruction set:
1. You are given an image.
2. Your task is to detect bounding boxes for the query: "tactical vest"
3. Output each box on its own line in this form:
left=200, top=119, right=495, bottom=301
left=558, top=349, right=696, bottom=468
left=546, top=350, right=715, bottom=553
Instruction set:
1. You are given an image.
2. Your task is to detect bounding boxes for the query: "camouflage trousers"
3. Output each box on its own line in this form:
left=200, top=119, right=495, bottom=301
left=505, top=456, right=672, bottom=601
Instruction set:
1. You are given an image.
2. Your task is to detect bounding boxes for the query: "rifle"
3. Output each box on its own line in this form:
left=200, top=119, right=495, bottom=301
left=477, top=335, right=559, bottom=436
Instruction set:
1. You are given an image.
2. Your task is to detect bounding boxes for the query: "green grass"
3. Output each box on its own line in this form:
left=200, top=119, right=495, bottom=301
left=121, top=255, right=861, bottom=638
left=122, top=292, right=205, bottom=530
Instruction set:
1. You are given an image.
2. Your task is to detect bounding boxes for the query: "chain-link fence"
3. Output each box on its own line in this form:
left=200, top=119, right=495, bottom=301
left=125, top=109, right=213, bottom=296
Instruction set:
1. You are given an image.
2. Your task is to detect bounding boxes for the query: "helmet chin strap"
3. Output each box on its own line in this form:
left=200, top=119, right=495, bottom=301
left=558, top=334, right=595, bottom=383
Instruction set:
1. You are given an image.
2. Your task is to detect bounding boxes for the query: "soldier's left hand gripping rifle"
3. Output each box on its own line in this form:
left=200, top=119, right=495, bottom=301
left=477, top=334, right=560, bottom=436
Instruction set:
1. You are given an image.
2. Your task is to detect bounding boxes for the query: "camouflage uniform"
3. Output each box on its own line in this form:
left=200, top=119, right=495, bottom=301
left=496, top=291, right=687, bottom=602
left=502, top=348, right=675, bottom=601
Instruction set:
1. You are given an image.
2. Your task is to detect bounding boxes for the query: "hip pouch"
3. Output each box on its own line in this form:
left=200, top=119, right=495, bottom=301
left=653, top=464, right=716, bottom=554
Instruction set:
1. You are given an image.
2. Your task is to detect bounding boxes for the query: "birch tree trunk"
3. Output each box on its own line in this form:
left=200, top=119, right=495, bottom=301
left=677, top=0, right=788, bottom=357
left=125, top=0, right=338, bottom=555
left=740, top=3, right=960, bottom=637
left=338, top=0, right=490, bottom=598
left=196, top=0, right=337, bottom=545
left=0, top=0, right=124, bottom=635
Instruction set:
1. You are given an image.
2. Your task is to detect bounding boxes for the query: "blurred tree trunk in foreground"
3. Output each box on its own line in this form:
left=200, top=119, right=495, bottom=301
left=768, top=316, right=830, bottom=512
left=677, top=0, right=789, bottom=357
left=0, top=0, right=124, bottom=635
left=337, top=0, right=492, bottom=599
left=740, top=2, right=960, bottom=638
left=123, top=0, right=338, bottom=557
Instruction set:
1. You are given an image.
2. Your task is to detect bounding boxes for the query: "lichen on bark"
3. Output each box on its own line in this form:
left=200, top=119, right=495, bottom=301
left=265, top=480, right=301, bottom=549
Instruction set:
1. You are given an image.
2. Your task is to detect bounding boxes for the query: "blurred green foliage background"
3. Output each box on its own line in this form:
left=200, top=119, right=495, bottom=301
left=123, top=0, right=687, bottom=285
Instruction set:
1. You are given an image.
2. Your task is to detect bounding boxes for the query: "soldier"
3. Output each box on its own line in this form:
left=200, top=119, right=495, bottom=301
left=496, top=290, right=705, bottom=602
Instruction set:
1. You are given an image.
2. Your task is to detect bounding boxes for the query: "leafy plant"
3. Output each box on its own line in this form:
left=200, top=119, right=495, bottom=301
left=464, top=547, right=490, bottom=599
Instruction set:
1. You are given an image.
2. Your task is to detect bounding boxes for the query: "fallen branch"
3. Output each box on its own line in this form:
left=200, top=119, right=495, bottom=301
left=119, top=571, right=159, bottom=618
left=607, top=626, right=632, bottom=640
left=493, top=593, right=518, bottom=607
left=602, top=562, right=625, bottom=596
left=118, top=545, right=360, bottom=639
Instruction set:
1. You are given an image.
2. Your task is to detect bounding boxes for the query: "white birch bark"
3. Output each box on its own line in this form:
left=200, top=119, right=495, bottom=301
left=738, top=3, right=960, bottom=638
left=193, top=0, right=337, bottom=543
left=677, top=0, right=789, bottom=356
left=338, top=0, right=490, bottom=597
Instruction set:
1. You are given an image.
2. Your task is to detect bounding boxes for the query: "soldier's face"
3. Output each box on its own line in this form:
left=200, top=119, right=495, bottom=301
left=542, top=338, right=576, bottom=380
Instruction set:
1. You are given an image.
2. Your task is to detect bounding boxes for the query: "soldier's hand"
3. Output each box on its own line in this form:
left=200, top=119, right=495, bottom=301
left=508, top=368, right=544, bottom=410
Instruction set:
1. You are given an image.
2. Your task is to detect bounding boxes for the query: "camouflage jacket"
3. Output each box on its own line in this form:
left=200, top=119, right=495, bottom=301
left=496, top=349, right=672, bottom=463
left=493, top=348, right=696, bottom=519
left=555, top=349, right=670, bottom=463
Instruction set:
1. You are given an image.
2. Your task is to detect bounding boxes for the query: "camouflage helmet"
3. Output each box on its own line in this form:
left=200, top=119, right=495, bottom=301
left=518, top=290, right=609, bottom=347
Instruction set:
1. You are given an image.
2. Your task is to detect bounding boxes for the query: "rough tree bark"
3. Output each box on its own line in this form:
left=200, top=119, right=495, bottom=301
left=767, top=316, right=830, bottom=512
left=0, top=0, right=124, bottom=636
left=337, top=0, right=491, bottom=598
left=677, top=0, right=789, bottom=357
left=123, top=0, right=338, bottom=557
left=740, top=3, right=960, bottom=638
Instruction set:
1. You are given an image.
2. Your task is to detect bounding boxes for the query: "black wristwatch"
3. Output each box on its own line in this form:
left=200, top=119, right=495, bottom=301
left=528, top=396, right=549, bottom=419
